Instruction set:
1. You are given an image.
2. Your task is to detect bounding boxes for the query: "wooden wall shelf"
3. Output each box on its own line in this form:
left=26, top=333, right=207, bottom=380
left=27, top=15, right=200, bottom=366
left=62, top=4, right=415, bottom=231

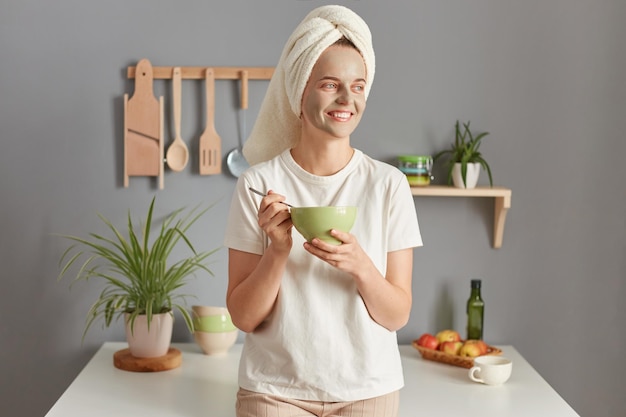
left=410, top=186, right=512, bottom=248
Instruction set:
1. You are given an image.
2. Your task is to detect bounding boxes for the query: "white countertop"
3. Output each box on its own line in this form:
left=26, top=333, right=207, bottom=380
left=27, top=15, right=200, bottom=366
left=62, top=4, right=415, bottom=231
left=45, top=342, right=579, bottom=417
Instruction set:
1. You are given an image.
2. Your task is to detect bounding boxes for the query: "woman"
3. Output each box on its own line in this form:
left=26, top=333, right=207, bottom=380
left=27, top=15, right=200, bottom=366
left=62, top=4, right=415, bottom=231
left=224, top=5, right=422, bottom=417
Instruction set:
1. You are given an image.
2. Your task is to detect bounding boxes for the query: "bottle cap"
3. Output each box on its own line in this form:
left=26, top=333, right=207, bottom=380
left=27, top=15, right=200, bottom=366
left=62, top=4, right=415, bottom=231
left=471, top=279, right=482, bottom=288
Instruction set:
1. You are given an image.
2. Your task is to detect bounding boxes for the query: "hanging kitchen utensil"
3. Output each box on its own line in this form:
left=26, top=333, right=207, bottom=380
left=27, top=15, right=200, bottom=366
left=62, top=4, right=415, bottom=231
left=124, top=58, right=164, bottom=189
left=166, top=67, right=189, bottom=172
left=226, top=70, right=250, bottom=178
left=199, top=68, right=221, bottom=175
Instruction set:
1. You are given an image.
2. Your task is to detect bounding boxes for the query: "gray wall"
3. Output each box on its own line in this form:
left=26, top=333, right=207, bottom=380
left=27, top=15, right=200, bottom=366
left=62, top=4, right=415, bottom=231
left=1, top=1, right=624, bottom=416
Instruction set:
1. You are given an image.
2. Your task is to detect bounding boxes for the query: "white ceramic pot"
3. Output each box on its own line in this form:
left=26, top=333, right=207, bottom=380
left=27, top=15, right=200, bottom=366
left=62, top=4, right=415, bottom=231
left=452, top=162, right=481, bottom=189
left=125, top=312, right=174, bottom=358
left=191, top=305, right=238, bottom=355
left=194, top=329, right=238, bottom=356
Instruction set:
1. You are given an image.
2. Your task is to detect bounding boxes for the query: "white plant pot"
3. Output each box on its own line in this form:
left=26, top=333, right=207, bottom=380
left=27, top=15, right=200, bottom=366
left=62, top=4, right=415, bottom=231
left=125, top=312, right=174, bottom=358
left=452, top=162, right=481, bottom=189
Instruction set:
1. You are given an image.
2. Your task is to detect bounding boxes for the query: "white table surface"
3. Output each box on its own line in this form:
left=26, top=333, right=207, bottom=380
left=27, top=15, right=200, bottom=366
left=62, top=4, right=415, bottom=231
left=45, top=342, right=579, bottom=417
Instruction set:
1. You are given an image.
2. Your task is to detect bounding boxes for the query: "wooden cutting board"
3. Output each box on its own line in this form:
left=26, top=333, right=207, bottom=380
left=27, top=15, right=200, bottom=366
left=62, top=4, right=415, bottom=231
left=113, top=348, right=182, bottom=372
left=124, top=58, right=164, bottom=189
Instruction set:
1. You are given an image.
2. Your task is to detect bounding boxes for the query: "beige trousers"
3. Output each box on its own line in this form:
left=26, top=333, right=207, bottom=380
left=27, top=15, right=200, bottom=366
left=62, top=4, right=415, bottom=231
left=236, top=388, right=399, bottom=417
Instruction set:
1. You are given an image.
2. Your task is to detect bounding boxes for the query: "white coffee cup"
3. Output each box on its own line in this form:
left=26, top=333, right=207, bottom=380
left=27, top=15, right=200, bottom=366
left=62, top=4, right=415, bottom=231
left=469, top=356, right=512, bottom=385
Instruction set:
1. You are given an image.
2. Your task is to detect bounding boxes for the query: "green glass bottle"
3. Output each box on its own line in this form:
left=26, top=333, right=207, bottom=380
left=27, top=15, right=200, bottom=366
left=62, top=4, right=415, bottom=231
left=466, top=279, right=484, bottom=340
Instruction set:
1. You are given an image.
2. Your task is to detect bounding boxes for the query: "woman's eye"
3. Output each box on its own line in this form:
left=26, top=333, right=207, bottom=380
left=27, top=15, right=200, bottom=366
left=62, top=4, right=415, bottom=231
left=323, top=82, right=337, bottom=89
left=353, top=84, right=365, bottom=92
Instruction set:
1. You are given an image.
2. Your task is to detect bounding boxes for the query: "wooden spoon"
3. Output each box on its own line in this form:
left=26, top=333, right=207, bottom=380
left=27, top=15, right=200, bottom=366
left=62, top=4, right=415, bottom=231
left=166, top=67, right=189, bottom=172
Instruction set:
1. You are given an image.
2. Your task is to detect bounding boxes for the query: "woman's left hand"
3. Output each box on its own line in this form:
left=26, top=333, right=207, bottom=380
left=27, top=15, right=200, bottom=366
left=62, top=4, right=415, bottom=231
left=303, top=229, right=371, bottom=277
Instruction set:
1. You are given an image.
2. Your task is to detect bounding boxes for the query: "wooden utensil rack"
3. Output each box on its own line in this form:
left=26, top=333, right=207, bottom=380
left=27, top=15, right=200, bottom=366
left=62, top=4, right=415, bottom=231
left=124, top=63, right=274, bottom=189
left=127, top=65, right=274, bottom=111
left=127, top=66, right=274, bottom=80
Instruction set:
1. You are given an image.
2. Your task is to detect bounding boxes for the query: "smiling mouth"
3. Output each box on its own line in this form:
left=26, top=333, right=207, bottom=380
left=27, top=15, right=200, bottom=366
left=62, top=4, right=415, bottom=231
left=327, top=111, right=352, bottom=121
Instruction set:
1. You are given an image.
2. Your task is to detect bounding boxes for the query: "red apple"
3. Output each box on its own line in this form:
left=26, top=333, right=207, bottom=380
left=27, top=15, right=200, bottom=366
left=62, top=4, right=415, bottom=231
left=440, top=341, right=463, bottom=355
left=416, top=333, right=439, bottom=350
left=462, top=339, right=489, bottom=355
left=435, top=329, right=461, bottom=344
left=459, top=340, right=484, bottom=357
left=474, top=340, right=489, bottom=355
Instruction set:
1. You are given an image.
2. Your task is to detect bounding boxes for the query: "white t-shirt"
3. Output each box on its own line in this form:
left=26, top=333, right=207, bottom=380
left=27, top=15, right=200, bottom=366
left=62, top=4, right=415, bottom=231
left=224, top=149, right=422, bottom=401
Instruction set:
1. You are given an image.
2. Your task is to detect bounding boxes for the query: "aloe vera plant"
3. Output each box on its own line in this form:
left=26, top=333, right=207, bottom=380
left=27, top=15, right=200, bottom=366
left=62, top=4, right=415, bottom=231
left=58, top=197, right=219, bottom=340
left=433, top=120, right=493, bottom=187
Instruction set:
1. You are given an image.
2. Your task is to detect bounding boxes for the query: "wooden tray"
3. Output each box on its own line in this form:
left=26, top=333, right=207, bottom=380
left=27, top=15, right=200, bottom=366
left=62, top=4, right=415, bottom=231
left=113, top=348, right=181, bottom=372
left=411, top=340, right=502, bottom=369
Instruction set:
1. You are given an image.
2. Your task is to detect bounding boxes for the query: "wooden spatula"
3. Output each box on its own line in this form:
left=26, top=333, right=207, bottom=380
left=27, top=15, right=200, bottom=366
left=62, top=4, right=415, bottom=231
left=199, top=68, right=222, bottom=175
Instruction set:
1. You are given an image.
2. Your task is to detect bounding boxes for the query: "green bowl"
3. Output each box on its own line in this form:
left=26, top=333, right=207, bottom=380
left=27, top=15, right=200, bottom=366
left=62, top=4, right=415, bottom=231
left=193, top=314, right=237, bottom=333
left=290, top=206, right=357, bottom=245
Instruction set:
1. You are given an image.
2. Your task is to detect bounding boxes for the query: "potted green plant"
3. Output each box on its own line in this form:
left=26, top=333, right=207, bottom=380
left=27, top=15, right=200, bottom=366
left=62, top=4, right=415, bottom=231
left=433, top=120, right=493, bottom=188
left=58, top=197, right=219, bottom=357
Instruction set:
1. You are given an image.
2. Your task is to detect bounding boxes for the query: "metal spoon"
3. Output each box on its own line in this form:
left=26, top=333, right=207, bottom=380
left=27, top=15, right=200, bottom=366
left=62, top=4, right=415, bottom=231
left=248, top=187, right=293, bottom=207
left=226, top=71, right=250, bottom=177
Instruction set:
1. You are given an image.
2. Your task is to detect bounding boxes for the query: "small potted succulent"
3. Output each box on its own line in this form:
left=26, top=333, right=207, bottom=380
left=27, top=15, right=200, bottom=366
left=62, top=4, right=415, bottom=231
left=433, top=120, right=493, bottom=188
left=57, top=197, right=219, bottom=358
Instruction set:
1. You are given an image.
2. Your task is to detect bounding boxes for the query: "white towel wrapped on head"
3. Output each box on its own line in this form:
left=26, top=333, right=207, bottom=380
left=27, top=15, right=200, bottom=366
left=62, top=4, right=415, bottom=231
left=243, top=5, right=376, bottom=166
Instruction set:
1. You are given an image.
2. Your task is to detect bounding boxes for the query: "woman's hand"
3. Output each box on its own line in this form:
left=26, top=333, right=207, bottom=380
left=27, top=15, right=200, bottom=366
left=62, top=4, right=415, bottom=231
left=303, top=229, right=369, bottom=277
left=257, top=190, right=293, bottom=253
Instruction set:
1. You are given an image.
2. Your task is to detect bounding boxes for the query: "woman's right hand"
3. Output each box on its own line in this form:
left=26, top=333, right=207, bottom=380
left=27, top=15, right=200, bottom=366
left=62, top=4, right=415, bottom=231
left=257, top=190, right=293, bottom=252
